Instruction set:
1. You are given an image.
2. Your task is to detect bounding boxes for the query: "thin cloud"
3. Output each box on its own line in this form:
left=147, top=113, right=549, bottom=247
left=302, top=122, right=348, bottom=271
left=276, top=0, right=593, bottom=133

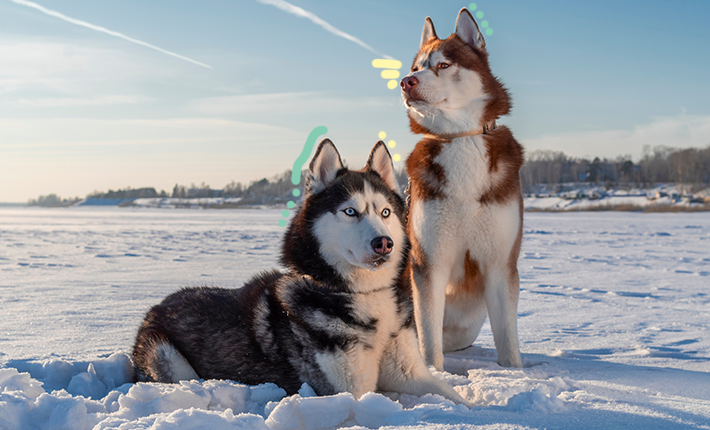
left=257, top=0, right=395, bottom=60
left=8, top=0, right=213, bottom=69
left=188, top=92, right=391, bottom=115
left=521, top=114, right=710, bottom=159
left=0, top=117, right=301, bottom=149
left=14, top=95, right=153, bottom=107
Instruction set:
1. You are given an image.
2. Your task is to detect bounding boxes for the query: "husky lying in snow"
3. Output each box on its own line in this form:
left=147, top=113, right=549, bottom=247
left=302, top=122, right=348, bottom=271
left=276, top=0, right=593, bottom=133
left=401, top=9, right=525, bottom=370
left=132, top=139, right=469, bottom=405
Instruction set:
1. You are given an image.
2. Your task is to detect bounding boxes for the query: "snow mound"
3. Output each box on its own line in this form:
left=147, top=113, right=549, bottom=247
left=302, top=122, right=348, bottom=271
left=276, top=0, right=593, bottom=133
left=266, top=392, right=356, bottom=430
left=4, top=354, right=475, bottom=430
left=353, top=392, right=403, bottom=428
left=6, top=351, right=579, bottom=429
left=0, top=356, right=292, bottom=430
left=0, top=368, right=45, bottom=398
left=504, top=387, right=565, bottom=413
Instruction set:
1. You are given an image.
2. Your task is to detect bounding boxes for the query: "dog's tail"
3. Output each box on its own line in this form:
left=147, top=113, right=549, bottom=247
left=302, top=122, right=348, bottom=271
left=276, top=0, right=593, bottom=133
left=133, top=333, right=199, bottom=383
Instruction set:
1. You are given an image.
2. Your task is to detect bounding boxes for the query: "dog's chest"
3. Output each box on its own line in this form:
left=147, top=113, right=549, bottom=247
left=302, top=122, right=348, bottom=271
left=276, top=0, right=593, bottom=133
left=408, top=134, right=520, bottom=261
left=291, top=286, right=402, bottom=352
left=435, top=135, right=496, bottom=200
left=352, top=290, right=400, bottom=333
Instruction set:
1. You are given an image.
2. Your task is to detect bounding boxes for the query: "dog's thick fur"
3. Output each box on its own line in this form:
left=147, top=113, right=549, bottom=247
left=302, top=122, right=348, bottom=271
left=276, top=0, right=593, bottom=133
left=132, top=140, right=469, bottom=405
left=401, top=9, right=525, bottom=370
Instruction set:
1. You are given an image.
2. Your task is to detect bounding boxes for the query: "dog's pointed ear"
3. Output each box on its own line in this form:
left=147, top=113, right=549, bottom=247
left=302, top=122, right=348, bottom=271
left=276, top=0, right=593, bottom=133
left=455, top=8, right=485, bottom=50
left=306, top=138, right=343, bottom=195
left=420, top=17, right=438, bottom=47
left=367, top=141, right=400, bottom=193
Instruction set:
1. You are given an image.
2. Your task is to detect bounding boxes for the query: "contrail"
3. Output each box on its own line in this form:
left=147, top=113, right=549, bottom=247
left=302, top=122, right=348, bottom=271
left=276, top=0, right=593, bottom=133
left=8, top=0, right=213, bottom=69
left=257, top=0, right=395, bottom=60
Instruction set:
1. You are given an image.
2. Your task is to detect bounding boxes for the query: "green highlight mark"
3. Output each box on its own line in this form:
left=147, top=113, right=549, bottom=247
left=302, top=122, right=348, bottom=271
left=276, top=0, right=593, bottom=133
left=280, top=126, right=328, bottom=227
left=468, top=3, right=493, bottom=37
left=292, top=126, right=328, bottom=185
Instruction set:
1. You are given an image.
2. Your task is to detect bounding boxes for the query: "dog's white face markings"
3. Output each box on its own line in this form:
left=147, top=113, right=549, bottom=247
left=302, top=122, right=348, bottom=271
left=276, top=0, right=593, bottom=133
left=313, top=182, right=405, bottom=291
left=405, top=50, right=489, bottom=135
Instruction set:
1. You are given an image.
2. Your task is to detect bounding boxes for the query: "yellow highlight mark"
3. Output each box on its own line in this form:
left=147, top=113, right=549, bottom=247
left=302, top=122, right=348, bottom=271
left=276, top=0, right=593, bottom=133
left=387, top=80, right=398, bottom=90
left=380, top=70, right=400, bottom=79
left=387, top=140, right=396, bottom=149
left=393, top=154, right=401, bottom=162
left=378, top=131, right=387, bottom=139
left=372, top=59, right=402, bottom=69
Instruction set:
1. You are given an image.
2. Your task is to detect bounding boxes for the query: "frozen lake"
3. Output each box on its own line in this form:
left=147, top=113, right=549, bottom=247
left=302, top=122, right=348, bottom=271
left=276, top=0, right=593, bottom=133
left=1, top=207, right=709, bottom=429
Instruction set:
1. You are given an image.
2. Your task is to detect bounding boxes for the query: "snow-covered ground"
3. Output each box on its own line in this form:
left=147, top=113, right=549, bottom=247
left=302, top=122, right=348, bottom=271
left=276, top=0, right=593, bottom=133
left=524, top=183, right=710, bottom=212
left=129, top=197, right=244, bottom=209
left=1, top=207, right=709, bottom=429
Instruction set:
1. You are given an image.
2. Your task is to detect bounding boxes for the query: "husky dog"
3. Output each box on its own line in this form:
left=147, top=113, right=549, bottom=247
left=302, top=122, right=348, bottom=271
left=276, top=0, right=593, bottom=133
left=132, top=140, right=469, bottom=405
left=400, top=9, right=525, bottom=370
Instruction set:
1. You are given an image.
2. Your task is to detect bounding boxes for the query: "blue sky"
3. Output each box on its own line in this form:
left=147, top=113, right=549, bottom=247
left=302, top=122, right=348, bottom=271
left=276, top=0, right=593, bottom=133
left=1, top=0, right=709, bottom=202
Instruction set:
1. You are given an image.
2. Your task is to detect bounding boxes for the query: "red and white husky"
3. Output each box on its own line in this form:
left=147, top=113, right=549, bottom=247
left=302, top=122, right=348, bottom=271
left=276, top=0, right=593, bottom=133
left=401, top=8, right=524, bottom=370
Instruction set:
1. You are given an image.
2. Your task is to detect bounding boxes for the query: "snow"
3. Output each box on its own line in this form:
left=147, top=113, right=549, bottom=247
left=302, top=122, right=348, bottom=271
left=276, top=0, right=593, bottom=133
left=129, top=197, right=244, bottom=209
left=524, top=195, right=682, bottom=211
left=1, top=207, right=709, bottom=429
left=524, top=183, right=710, bottom=211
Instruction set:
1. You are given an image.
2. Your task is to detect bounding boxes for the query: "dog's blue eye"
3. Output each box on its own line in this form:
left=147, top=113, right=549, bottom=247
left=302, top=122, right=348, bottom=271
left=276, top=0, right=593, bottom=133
left=438, top=63, right=450, bottom=69
left=382, top=208, right=391, bottom=218
left=343, top=208, right=357, bottom=217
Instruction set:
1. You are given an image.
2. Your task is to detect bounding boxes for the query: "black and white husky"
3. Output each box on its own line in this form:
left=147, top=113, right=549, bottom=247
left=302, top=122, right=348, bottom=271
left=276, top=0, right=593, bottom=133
left=132, top=140, right=469, bottom=405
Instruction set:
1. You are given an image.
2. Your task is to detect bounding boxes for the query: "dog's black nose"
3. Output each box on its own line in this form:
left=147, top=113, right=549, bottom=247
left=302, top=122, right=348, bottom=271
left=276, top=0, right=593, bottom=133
left=401, top=76, right=419, bottom=91
left=371, top=236, right=393, bottom=255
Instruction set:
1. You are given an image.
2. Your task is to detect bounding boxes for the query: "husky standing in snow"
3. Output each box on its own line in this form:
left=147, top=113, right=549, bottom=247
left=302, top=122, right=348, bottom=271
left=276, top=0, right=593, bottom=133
left=401, top=9, right=525, bottom=370
left=132, top=139, right=469, bottom=405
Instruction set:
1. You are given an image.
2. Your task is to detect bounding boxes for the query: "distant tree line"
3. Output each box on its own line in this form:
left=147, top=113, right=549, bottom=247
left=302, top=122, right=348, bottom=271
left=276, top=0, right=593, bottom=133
left=520, top=145, right=710, bottom=193
left=87, top=187, right=168, bottom=199
left=27, top=194, right=81, bottom=207
left=171, top=183, right=219, bottom=199
left=27, top=144, right=709, bottom=207
left=29, top=188, right=167, bottom=207
left=220, top=170, right=305, bottom=205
